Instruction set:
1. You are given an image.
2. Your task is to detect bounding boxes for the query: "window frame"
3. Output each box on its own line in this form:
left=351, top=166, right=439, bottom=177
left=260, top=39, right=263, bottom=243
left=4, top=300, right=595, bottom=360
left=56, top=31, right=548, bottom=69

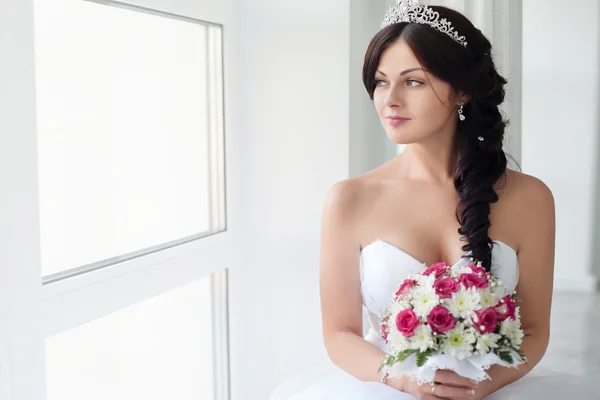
left=0, top=1, right=237, bottom=399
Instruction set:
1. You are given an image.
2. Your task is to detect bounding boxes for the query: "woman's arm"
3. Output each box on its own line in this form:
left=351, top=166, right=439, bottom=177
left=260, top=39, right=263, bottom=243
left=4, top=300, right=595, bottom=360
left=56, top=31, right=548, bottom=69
left=319, top=180, right=389, bottom=382
left=476, top=177, right=556, bottom=398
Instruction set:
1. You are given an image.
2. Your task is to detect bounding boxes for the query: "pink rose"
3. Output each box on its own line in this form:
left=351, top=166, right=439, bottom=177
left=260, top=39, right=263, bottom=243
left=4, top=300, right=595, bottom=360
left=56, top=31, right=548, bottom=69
left=395, top=309, right=420, bottom=337
left=395, top=279, right=417, bottom=297
left=469, top=263, right=487, bottom=275
left=494, top=295, right=517, bottom=321
left=459, top=273, right=489, bottom=289
left=423, top=262, right=449, bottom=278
left=427, top=305, right=455, bottom=334
left=433, top=278, right=460, bottom=299
left=475, top=307, right=498, bottom=334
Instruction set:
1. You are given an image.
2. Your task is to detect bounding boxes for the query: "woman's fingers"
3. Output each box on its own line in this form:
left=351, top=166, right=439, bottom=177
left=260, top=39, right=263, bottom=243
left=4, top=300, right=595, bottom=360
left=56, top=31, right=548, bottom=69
left=434, top=369, right=478, bottom=389
left=428, top=383, right=476, bottom=399
left=422, top=395, right=443, bottom=400
left=407, top=371, right=478, bottom=399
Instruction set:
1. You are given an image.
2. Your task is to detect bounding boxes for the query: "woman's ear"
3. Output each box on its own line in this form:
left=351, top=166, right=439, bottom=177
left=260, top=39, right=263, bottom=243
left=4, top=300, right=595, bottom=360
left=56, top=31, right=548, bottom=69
left=458, top=91, right=472, bottom=105
left=450, top=90, right=471, bottom=106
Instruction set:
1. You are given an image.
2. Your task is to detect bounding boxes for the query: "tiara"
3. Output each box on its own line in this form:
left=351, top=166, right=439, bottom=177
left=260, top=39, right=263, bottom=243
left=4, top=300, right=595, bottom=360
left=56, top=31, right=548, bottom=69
left=381, top=0, right=468, bottom=47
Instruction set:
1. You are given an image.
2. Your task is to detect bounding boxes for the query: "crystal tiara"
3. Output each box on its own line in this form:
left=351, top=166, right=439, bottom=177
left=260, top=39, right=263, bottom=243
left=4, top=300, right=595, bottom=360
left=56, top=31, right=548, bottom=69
left=381, top=0, right=468, bottom=47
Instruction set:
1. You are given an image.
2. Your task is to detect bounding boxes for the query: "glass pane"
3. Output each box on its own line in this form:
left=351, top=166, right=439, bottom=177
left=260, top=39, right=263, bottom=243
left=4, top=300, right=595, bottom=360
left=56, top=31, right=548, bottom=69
left=45, top=276, right=214, bottom=400
left=33, top=0, right=223, bottom=277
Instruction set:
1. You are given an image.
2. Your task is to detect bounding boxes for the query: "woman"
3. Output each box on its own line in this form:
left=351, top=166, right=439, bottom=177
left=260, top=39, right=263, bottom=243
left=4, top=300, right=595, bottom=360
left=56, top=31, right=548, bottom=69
left=270, top=2, right=597, bottom=399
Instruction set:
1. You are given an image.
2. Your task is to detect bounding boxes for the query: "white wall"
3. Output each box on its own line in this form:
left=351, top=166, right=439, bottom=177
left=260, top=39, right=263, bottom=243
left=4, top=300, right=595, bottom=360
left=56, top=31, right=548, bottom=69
left=229, top=1, right=351, bottom=398
left=522, top=0, right=599, bottom=292
left=349, top=0, right=397, bottom=176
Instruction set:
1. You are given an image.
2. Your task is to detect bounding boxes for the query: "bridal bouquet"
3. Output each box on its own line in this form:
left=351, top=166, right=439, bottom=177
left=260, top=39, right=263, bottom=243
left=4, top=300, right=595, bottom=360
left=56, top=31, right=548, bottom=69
left=378, top=259, right=527, bottom=384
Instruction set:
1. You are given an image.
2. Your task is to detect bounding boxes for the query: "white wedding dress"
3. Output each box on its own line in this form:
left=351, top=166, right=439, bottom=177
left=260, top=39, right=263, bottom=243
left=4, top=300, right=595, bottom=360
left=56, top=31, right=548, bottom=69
left=270, top=239, right=599, bottom=399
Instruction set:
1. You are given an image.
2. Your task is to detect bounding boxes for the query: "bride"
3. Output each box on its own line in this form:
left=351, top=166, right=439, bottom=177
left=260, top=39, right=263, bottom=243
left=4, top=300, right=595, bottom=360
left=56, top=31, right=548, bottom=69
left=270, top=1, right=598, bottom=399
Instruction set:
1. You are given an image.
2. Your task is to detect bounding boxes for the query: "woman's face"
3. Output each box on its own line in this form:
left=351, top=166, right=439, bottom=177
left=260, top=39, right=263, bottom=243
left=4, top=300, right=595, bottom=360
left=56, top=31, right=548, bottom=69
left=373, top=38, right=461, bottom=145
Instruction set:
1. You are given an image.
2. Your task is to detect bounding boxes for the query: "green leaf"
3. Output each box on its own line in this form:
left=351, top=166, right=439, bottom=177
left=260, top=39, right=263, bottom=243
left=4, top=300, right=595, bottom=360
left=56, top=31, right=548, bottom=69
left=379, top=354, right=394, bottom=371
left=378, top=355, right=394, bottom=372
left=504, top=345, right=527, bottom=361
left=510, top=347, right=527, bottom=362
left=416, top=349, right=435, bottom=367
left=498, top=350, right=514, bottom=364
left=396, top=349, right=417, bottom=362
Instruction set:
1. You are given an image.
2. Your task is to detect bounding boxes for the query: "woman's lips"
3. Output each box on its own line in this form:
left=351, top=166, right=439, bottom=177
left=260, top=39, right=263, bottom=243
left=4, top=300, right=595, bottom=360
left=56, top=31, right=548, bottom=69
left=386, top=116, right=410, bottom=127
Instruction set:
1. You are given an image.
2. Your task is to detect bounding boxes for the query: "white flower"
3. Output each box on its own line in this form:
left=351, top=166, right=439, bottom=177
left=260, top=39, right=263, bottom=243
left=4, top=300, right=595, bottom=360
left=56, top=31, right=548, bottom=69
left=451, top=265, right=473, bottom=277
left=416, top=273, right=436, bottom=288
left=500, top=318, right=524, bottom=348
left=480, top=288, right=499, bottom=309
left=408, top=272, right=421, bottom=281
left=475, top=332, right=501, bottom=354
left=390, top=298, right=411, bottom=315
left=409, top=324, right=435, bottom=352
left=410, top=284, right=439, bottom=318
left=387, top=327, right=411, bottom=351
left=442, top=322, right=476, bottom=360
left=446, top=286, right=481, bottom=319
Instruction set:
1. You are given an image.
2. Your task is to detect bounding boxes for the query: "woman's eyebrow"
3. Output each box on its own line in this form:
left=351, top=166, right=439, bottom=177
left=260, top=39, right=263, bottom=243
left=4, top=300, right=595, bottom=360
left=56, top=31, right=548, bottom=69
left=376, top=67, right=424, bottom=77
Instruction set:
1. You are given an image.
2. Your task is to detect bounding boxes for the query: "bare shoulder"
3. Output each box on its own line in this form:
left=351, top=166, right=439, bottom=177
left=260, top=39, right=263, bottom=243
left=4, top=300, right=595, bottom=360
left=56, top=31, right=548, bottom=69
left=321, top=175, right=386, bottom=241
left=322, top=175, right=384, bottom=216
left=504, top=169, right=555, bottom=211
left=502, top=169, right=555, bottom=248
left=323, top=178, right=363, bottom=210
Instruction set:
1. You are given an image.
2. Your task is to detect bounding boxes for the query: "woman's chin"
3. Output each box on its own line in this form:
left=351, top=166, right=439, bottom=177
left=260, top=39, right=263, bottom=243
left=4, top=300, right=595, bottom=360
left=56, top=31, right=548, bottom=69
left=386, top=132, right=418, bottom=146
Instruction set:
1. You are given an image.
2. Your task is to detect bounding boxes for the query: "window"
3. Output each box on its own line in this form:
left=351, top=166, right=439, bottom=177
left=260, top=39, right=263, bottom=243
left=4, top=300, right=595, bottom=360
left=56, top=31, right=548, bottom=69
left=34, top=0, right=226, bottom=281
left=4, top=1, right=233, bottom=399
left=45, top=276, right=216, bottom=400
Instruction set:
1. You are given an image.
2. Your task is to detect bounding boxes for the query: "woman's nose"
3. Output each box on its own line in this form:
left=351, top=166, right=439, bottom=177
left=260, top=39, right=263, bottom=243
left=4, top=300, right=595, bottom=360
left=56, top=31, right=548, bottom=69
left=383, top=85, right=404, bottom=108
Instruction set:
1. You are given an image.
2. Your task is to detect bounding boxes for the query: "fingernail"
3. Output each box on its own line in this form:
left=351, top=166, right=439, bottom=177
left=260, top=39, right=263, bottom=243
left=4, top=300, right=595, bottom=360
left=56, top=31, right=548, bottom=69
left=469, top=379, right=478, bottom=386
left=465, top=388, right=475, bottom=396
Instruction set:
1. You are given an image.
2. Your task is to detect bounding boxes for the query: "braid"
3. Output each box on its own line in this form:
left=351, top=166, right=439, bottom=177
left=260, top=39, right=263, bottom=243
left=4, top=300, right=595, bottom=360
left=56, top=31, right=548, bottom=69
left=454, top=48, right=508, bottom=271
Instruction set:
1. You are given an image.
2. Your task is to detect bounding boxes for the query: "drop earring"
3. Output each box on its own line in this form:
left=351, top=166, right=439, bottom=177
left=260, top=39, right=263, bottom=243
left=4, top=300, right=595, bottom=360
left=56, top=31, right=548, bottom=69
left=458, top=102, right=466, bottom=121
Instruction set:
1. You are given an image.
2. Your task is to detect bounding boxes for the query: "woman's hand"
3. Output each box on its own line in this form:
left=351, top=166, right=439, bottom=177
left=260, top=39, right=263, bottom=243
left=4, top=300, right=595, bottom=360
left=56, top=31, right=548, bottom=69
left=388, top=369, right=479, bottom=399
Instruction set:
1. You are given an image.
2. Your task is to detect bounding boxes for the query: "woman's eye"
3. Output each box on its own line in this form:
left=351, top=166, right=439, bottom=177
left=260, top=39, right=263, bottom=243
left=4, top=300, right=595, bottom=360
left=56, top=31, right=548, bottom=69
left=375, top=78, right=422, bottom=88
left=407, top=79, right=423, bottom=87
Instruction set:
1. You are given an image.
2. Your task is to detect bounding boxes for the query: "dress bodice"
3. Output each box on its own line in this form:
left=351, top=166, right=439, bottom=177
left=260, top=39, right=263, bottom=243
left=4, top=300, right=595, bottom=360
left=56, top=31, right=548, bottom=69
left=359, top=239, right=519, bottom=351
